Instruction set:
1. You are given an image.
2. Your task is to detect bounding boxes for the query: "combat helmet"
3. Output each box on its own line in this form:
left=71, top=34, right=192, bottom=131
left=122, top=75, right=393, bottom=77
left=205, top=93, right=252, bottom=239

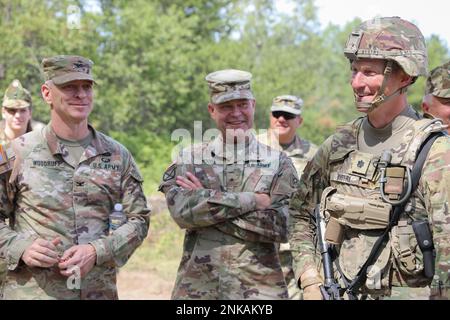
left=344, top=16, right=428, bottom=111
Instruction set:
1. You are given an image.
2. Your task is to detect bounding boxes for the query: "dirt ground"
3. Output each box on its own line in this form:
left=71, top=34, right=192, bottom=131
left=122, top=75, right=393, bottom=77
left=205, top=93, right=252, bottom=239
left=117, top=270, right=173, bottom=300
left=116, top=194, right=180, bottom=300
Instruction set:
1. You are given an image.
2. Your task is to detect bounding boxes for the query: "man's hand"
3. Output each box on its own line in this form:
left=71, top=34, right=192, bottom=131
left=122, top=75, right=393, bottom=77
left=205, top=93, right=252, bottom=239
left=300, top=267, right=324, bottom=300
left=255, top=193, right=271, bottom=210
left=58, top=244, right=97, bottom=278
left=22, top=237, right=61, bottom=268
left=176, top=172, right=204, bottom=190
left=303, top=284, right=323, bottom=300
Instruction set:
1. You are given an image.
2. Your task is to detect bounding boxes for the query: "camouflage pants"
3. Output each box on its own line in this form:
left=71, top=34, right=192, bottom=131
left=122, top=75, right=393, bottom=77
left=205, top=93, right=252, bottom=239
left=383, top=286, right=430, bottom=300
left=279, top=250, right=302, bottom=300
left=0, top=260, right=6, bottom=299
left=172, top=229, right=288, bottom=300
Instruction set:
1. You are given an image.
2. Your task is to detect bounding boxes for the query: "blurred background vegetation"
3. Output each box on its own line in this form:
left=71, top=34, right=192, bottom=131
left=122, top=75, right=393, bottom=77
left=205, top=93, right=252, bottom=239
left=1, top=0, right=449, bottom=193
left=1, top=0, right=449, bottom=298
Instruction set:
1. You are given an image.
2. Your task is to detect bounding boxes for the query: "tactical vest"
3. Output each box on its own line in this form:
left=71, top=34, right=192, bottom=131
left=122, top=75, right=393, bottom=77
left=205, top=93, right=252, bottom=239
left=321, top=116, right=445, bottom=293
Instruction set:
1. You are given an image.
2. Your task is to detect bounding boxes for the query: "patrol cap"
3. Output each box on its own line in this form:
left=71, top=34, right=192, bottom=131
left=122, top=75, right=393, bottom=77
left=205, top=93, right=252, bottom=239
left=41, top=55, right=95, bottom=85
left=205, top=69, right=254, bottom=104
left=270, top=95, right=303, bottom=115
left=425, top=61, right=450, bottom=98
left=2, top=79, right=32, bottom=109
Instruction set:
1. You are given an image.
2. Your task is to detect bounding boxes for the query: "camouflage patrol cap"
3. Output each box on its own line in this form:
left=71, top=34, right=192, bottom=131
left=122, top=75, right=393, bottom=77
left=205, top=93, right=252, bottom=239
left=271, top=95, right=303, bottom=115
left=205, top=69, right=254, bottom=104
left=2, top=79, right=32, bottom=109
left=425, top=61, right=450, bottom=98
left=344, top=16, right=428, bottom=77
left=41, top=55, right=94, bottom=85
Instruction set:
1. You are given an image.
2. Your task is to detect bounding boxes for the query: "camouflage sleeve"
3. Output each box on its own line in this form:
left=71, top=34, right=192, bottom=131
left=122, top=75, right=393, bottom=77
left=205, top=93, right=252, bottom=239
left=90, top=154, right=151, bottom=267
left=158, top=162, right=257, bottom=229
left=215, top=154, right=298, bottom=243
left=0, top=149, right=38, bottom=270
left=421, top=135, right=450, bottom=299
left=289, top=136, right=332, bottom=282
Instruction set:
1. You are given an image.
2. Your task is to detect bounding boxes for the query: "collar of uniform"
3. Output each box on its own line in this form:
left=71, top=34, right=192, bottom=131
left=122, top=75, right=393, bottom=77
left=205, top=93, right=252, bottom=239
left=207, top=132, right=261, bottom=164
left=44, top=123, right=110, bottom=157
left=282, top=135, right=307, bottom=156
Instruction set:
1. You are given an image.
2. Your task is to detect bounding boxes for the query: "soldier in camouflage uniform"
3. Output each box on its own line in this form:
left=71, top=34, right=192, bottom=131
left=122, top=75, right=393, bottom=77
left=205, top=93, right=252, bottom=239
left=422, top=61, right=450, bottom=133
left=289, top=17, right=450, bottom=300
left=159, top=69, right=298, bottom=299
left=0, top=55, right=150, bottom=299
left=0, top=80, right=46, bottom=288
left=257, top=95, right=317, bottom=299
left=0, top=79, right=45, bottom=145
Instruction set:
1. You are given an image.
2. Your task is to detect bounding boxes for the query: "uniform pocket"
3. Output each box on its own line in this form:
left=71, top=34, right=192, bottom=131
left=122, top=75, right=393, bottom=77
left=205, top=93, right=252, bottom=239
left=339, top=229, right=392, bottom=291
left=391, top=221, right=424, bottom=277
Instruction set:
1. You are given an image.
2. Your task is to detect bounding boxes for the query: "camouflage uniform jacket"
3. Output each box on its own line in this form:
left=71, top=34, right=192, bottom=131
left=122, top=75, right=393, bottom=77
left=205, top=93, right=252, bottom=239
left=159, top=134, right=298, bottom=299
left=257, top=132, right=318, bottom=176
left=0, top=124, right=150, bottom=299
left=289, top=113, right=450, bottom=298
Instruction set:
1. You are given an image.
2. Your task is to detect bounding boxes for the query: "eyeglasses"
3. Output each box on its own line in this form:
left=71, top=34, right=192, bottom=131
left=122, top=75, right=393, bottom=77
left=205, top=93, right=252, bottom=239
left=272, top=111, right=296, bottom=120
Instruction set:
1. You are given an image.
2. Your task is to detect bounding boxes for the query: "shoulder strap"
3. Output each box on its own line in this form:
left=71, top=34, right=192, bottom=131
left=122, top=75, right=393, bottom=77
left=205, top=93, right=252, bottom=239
left=346, top=131, right=444, bottom=296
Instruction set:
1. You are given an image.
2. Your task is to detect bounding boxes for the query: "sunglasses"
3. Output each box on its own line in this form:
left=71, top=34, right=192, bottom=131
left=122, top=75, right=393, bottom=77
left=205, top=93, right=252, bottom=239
left=272, top=111, right=296, bottom=120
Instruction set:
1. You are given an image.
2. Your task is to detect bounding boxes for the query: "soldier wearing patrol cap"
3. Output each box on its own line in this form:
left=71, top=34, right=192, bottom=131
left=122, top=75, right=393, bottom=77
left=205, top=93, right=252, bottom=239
left=0, top=79, right=46, bottom=288
left=257, top=95, right=317, bottom=299
left=0, top=55, right=150, bottom=299
left=422, top=61, right=450, bottom=133
left=289, top=17, right=450, bottom=300
left=0, top=79, right=45, bottom=145
left=159, top=69, right=298, bottom=299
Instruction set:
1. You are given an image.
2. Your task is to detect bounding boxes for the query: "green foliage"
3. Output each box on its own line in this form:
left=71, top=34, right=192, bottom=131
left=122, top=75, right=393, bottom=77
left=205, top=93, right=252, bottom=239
left=1, top=0, right=449, bottom=189
left=109, top=130, right=175, bottom=193
left=408, top=35, right=450, bottom=110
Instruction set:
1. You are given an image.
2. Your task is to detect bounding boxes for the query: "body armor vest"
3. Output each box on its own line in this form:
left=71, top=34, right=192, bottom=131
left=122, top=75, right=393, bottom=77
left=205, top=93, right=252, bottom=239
left=321, top=116, right=445, bottom=293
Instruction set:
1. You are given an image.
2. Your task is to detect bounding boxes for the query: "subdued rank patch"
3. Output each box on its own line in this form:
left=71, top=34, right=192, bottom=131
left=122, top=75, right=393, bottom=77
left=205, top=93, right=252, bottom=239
left=357, top=160, right=365, bottom=168
left=291, top=175, right=299, bottom=188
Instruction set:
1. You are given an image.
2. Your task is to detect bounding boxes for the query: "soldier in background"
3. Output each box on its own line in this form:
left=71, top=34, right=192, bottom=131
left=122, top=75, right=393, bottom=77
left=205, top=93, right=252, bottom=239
left=389, top=61, right=450, bottom=299
left=159, top=69, right=298, bottom=299
left=0, top=55, right=150, bottom=299
left=289, top=17, right=450, bottom=300
left=0, top=79, right=45, bottom=288
left=0, top=79, right=45, bottom=144
left=257, top=95, right=317, bottom=299
left=422, top=61, right=450, bottom=133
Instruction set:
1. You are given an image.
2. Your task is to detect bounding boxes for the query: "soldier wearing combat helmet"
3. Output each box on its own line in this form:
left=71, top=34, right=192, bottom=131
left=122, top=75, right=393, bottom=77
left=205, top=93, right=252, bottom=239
left=422, top=61, right=450, bottom=133
left=159, top=69, right=298, bottom=299
left=289, top=17, right=450, bottom=300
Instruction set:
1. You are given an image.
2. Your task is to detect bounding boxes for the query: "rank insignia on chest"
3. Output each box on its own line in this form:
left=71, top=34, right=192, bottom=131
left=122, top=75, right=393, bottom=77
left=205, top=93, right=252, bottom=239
left=351, top=153, right=372, bottom=176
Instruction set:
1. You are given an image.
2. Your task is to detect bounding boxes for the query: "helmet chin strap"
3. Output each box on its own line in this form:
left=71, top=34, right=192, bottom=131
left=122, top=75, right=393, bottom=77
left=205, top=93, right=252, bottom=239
left=354, top=60, right=409, bottom=113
